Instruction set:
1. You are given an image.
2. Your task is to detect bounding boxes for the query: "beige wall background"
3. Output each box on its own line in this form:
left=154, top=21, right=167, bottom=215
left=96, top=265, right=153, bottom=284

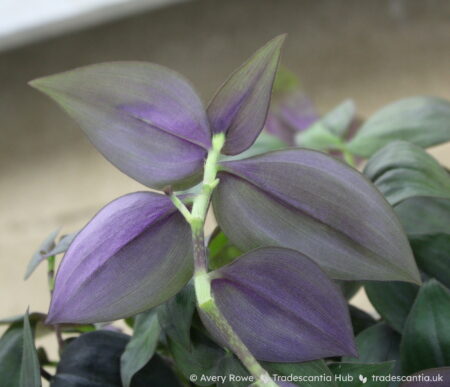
left=1, top=0, right=449, bottom=364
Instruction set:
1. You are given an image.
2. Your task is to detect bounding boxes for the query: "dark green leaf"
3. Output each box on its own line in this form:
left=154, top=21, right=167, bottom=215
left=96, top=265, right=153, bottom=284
left=349, top=305, right=377, bottom=335
left=124, top=317, right=135, bottom=329
left=337, top=281, right=361, bottom=300
left=365, top=281, right=419, bottom=333
left=0, top=312, right=42, bottom=387
left=401, top=280, right=450, bottom=375
left=216, top=355, right=249, bottom=386
left=348, top=96, right=450, bottom=157
left=395, top=198, right=450, bottom=291
left=166, top=320, right=249, bottom=386
left=329, top=362, right=395, bottom=387
left=168, top=326, right=225, bottom=386
left=364, top=141, right=450, bottom=206
left=121, top=310, right=161, bottom=387
left=410, top=234, right=450, bottom=289
left=157, top=283, right=196, bottom=349
left=343, top=322, right=400, bottom=363
left=0, top=325, right=23, bottom=386
left=36, top=347, right=51, bottom=367
left=51, top=330, right=180, bottom=387
left=131, top=355, right=181, bottom=387
left=20, top=312, right=41, bottom=387
left=395, top=197, right=450, bottom=237
left=207, top=229, right=242, bottom=270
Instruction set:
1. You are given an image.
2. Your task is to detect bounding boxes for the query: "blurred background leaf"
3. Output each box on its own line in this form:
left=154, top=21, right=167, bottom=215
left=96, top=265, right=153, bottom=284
left=348, top=97, right=450, bottom=157
left=364, top=141, right=450, bottom=206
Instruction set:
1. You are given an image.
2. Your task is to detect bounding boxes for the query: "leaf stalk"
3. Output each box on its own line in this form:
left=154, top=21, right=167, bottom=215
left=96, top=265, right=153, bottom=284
left=177, top=133, right=279, bottom=387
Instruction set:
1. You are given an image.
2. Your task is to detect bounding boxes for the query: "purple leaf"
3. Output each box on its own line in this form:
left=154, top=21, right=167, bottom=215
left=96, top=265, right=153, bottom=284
left=207, top=35, right=285, bottom=155
left=202, top=247, right=356, bottom=362
left=213, top=149, right=420, bottom=283
left=47, top=192, right=193, bottom=324
left=400, top=367, right=450, bottom=386
left=30, top=62, right=210, bottom=190
left=266, top=91, right=319, bottom=145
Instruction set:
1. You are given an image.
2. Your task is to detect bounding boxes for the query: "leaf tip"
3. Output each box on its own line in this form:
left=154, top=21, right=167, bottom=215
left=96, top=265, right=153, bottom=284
left=424, top=277, right=443, bottom=290
left=28, top=77, right=47, bottom=92
left=45, top=303, right=63, bottom=325
left=406, top=267, right=423, bottom=286
left=273, top=33, right=287, bottom=44
left=29, top=75, right=61, bottom=99
left=28, top=76, right=60, bottom=103
left=264, top=34, right=287, bottom=56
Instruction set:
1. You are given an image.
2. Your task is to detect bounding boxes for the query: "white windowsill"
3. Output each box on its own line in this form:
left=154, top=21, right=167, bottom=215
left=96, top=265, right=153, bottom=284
left=0, top=0, right=186, bottom=52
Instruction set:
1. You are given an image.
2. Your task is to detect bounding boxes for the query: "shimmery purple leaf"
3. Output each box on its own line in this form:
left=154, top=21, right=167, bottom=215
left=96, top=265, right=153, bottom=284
left=30, top=62, right=210, bottom=190
left=203, top=247, right=356, bottom=362
left=47, top=192, right=193, bottom=324
left=207, top=35, right=285, bottom=155
left=213, top=149, right=420, bottom=283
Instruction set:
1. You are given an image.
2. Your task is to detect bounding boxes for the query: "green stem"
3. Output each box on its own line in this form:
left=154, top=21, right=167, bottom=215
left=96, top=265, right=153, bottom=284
left=47, top=255, right=56, bottom=293
left=190, top=133, right=223, bottom=224
left=342, top=148, right=356, bottom=167
left=169, top=192, right=193, bottom=223
left=331, top=139, right=357, bottom=168
left=47, top=255, right=64, bottom=353
left=201, top=299, right=277, bottom=387
left=180, top=133, right=278, bottom=387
